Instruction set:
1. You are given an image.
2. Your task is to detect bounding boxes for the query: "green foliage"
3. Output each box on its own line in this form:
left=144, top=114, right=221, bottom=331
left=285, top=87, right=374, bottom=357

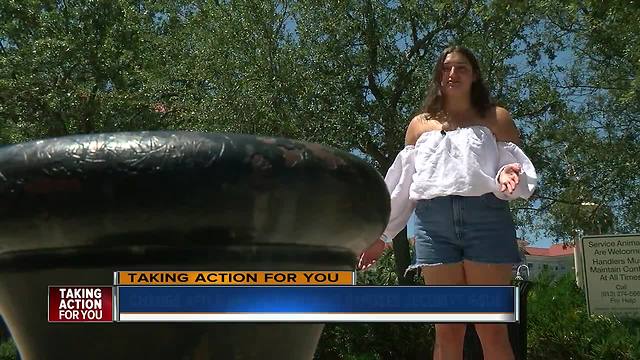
left=316, top=264, right=640, bottom=359
left=1, top=2, right=639, bottom=358
left=1, top=0, right=639, bottom=248
left=0, top=339, right=17, bottom=360
left=0, top=0, right=171, bottom=141
left=316, top=322, right=434, bottom=360
left=315, top=249, right=434, bottom=360
left=527, top=272, right=640, bottom=360
left=520, top=1, right=640, bottom=239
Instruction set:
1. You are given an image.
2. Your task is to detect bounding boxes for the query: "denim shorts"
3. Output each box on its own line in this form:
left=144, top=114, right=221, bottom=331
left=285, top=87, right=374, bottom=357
left=408, top=193, right=521, bottom=270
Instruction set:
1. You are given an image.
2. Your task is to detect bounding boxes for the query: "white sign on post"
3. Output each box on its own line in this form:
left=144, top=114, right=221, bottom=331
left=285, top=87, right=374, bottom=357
left=578, top=234, right=640, bottom=318
left=580, top=234, right=640, bottom=318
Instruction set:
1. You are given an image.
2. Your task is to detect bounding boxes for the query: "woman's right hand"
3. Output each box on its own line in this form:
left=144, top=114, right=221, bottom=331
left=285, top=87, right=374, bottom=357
left=357, top=239, right=392, bottom=270
left=498, top=163, right=521, bottom=194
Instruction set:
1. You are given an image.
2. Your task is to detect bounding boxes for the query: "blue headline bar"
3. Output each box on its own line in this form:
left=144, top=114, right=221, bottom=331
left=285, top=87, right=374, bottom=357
left=117, top=286, right=515, bottom=314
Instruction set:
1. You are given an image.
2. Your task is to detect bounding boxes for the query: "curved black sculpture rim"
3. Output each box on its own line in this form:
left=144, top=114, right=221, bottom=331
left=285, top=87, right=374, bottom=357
left=0, top=131, right=390, bottom=255
left=0, top=131, right=381, bottom=191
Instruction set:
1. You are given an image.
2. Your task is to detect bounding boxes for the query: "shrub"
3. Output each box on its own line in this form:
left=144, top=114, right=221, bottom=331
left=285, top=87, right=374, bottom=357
left=527, top=270, right=640, bottom=360
left=0, top=339, right=18, bottom=360
left=315, top=249, right=435, bottom=360
left=316, top=257, right=640, bottom=359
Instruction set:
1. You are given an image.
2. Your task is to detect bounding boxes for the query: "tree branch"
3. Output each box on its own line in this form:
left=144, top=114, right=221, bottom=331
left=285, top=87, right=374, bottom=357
left=387, top=1, right=472, bottom=111
left=83, top=83, right=99, bottom=133
left=363, top=0, right=383, bottom=101
left=361, top=134, right=387, bottom=170
left=410, top=17, right=419, bottom=51
left=274, top=0, right=291, bottom=38
left=534, top=195, right=598, bottom=207
left=514, top=103, right=554, bottom=119
left=556, top=84, right=628, bottom=91
left=404, top=0, right=471, bottom=61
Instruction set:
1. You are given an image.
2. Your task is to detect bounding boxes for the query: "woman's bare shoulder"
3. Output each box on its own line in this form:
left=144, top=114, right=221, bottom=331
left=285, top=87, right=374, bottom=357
left=406, top=113, right=440, bottom=145
left=485, top=106, right=521, bottom=144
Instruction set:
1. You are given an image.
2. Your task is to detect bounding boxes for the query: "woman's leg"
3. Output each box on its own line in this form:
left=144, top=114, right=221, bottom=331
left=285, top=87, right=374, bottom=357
left=463, top=260, right=515, bottom=360
left=422, top=263, right=467, bottom=360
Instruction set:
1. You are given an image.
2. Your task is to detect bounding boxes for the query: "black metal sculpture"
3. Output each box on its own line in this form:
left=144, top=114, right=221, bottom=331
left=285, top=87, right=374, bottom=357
left=0, top=132, right=390, bottom=359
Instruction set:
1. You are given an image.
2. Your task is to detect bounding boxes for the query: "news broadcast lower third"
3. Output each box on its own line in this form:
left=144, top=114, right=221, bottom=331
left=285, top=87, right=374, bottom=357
left=48, top=271, right=519, bottom=323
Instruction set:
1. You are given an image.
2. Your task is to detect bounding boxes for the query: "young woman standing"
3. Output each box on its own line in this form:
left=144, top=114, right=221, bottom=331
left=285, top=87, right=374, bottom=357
left=358, top=46, right=537, bottom=360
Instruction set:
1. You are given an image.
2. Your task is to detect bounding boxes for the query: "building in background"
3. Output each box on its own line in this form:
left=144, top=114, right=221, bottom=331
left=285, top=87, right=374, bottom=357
left=522, top=243, right=576, bottom=279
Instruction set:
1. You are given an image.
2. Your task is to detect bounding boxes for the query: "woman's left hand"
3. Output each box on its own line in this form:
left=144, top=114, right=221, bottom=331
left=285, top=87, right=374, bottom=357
left=357, top=239, right=391, bottom=270
left=499, top=163, right=521, bottom=194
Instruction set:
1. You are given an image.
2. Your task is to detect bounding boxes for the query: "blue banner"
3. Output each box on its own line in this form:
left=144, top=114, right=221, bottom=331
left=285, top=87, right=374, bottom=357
left=117, top=286, right=516, bottom=314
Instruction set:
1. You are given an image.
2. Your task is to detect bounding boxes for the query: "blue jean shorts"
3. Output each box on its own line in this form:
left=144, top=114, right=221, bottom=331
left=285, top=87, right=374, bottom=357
left=408, top=193, right=521, bottom=271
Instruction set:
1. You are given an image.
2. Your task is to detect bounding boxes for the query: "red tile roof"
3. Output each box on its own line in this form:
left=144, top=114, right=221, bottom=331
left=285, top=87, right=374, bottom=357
left=525, top=244, right=574, bottom=257
left=525, top=247, right=549, bottom=256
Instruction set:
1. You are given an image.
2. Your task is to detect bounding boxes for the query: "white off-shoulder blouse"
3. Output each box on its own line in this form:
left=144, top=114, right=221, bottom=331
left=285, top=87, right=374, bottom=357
left=380, top=125, right=537, bottom=244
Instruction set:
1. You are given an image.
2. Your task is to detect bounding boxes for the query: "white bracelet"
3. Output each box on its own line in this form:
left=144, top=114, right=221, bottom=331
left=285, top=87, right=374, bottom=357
left=380, top=234, right=390, bottom=243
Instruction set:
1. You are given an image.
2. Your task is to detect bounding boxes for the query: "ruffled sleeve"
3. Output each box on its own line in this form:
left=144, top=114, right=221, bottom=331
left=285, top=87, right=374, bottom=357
left=380, top=146, right=417, bottom=244
left=494, top=142, right=537, bottom=200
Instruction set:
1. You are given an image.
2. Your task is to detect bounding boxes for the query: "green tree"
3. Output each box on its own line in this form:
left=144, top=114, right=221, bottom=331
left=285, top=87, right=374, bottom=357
left=0, top=338, right=17, bottom=360
left=2, top=0, right=639, bottom=243
left=520, top=1, right=640, bottom=239
left=0, top=0, right=175, bottom=142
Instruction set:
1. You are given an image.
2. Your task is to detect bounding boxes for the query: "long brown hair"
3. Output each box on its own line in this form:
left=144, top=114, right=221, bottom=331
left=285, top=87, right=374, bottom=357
left=420, top=46, right=493, bottom=117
